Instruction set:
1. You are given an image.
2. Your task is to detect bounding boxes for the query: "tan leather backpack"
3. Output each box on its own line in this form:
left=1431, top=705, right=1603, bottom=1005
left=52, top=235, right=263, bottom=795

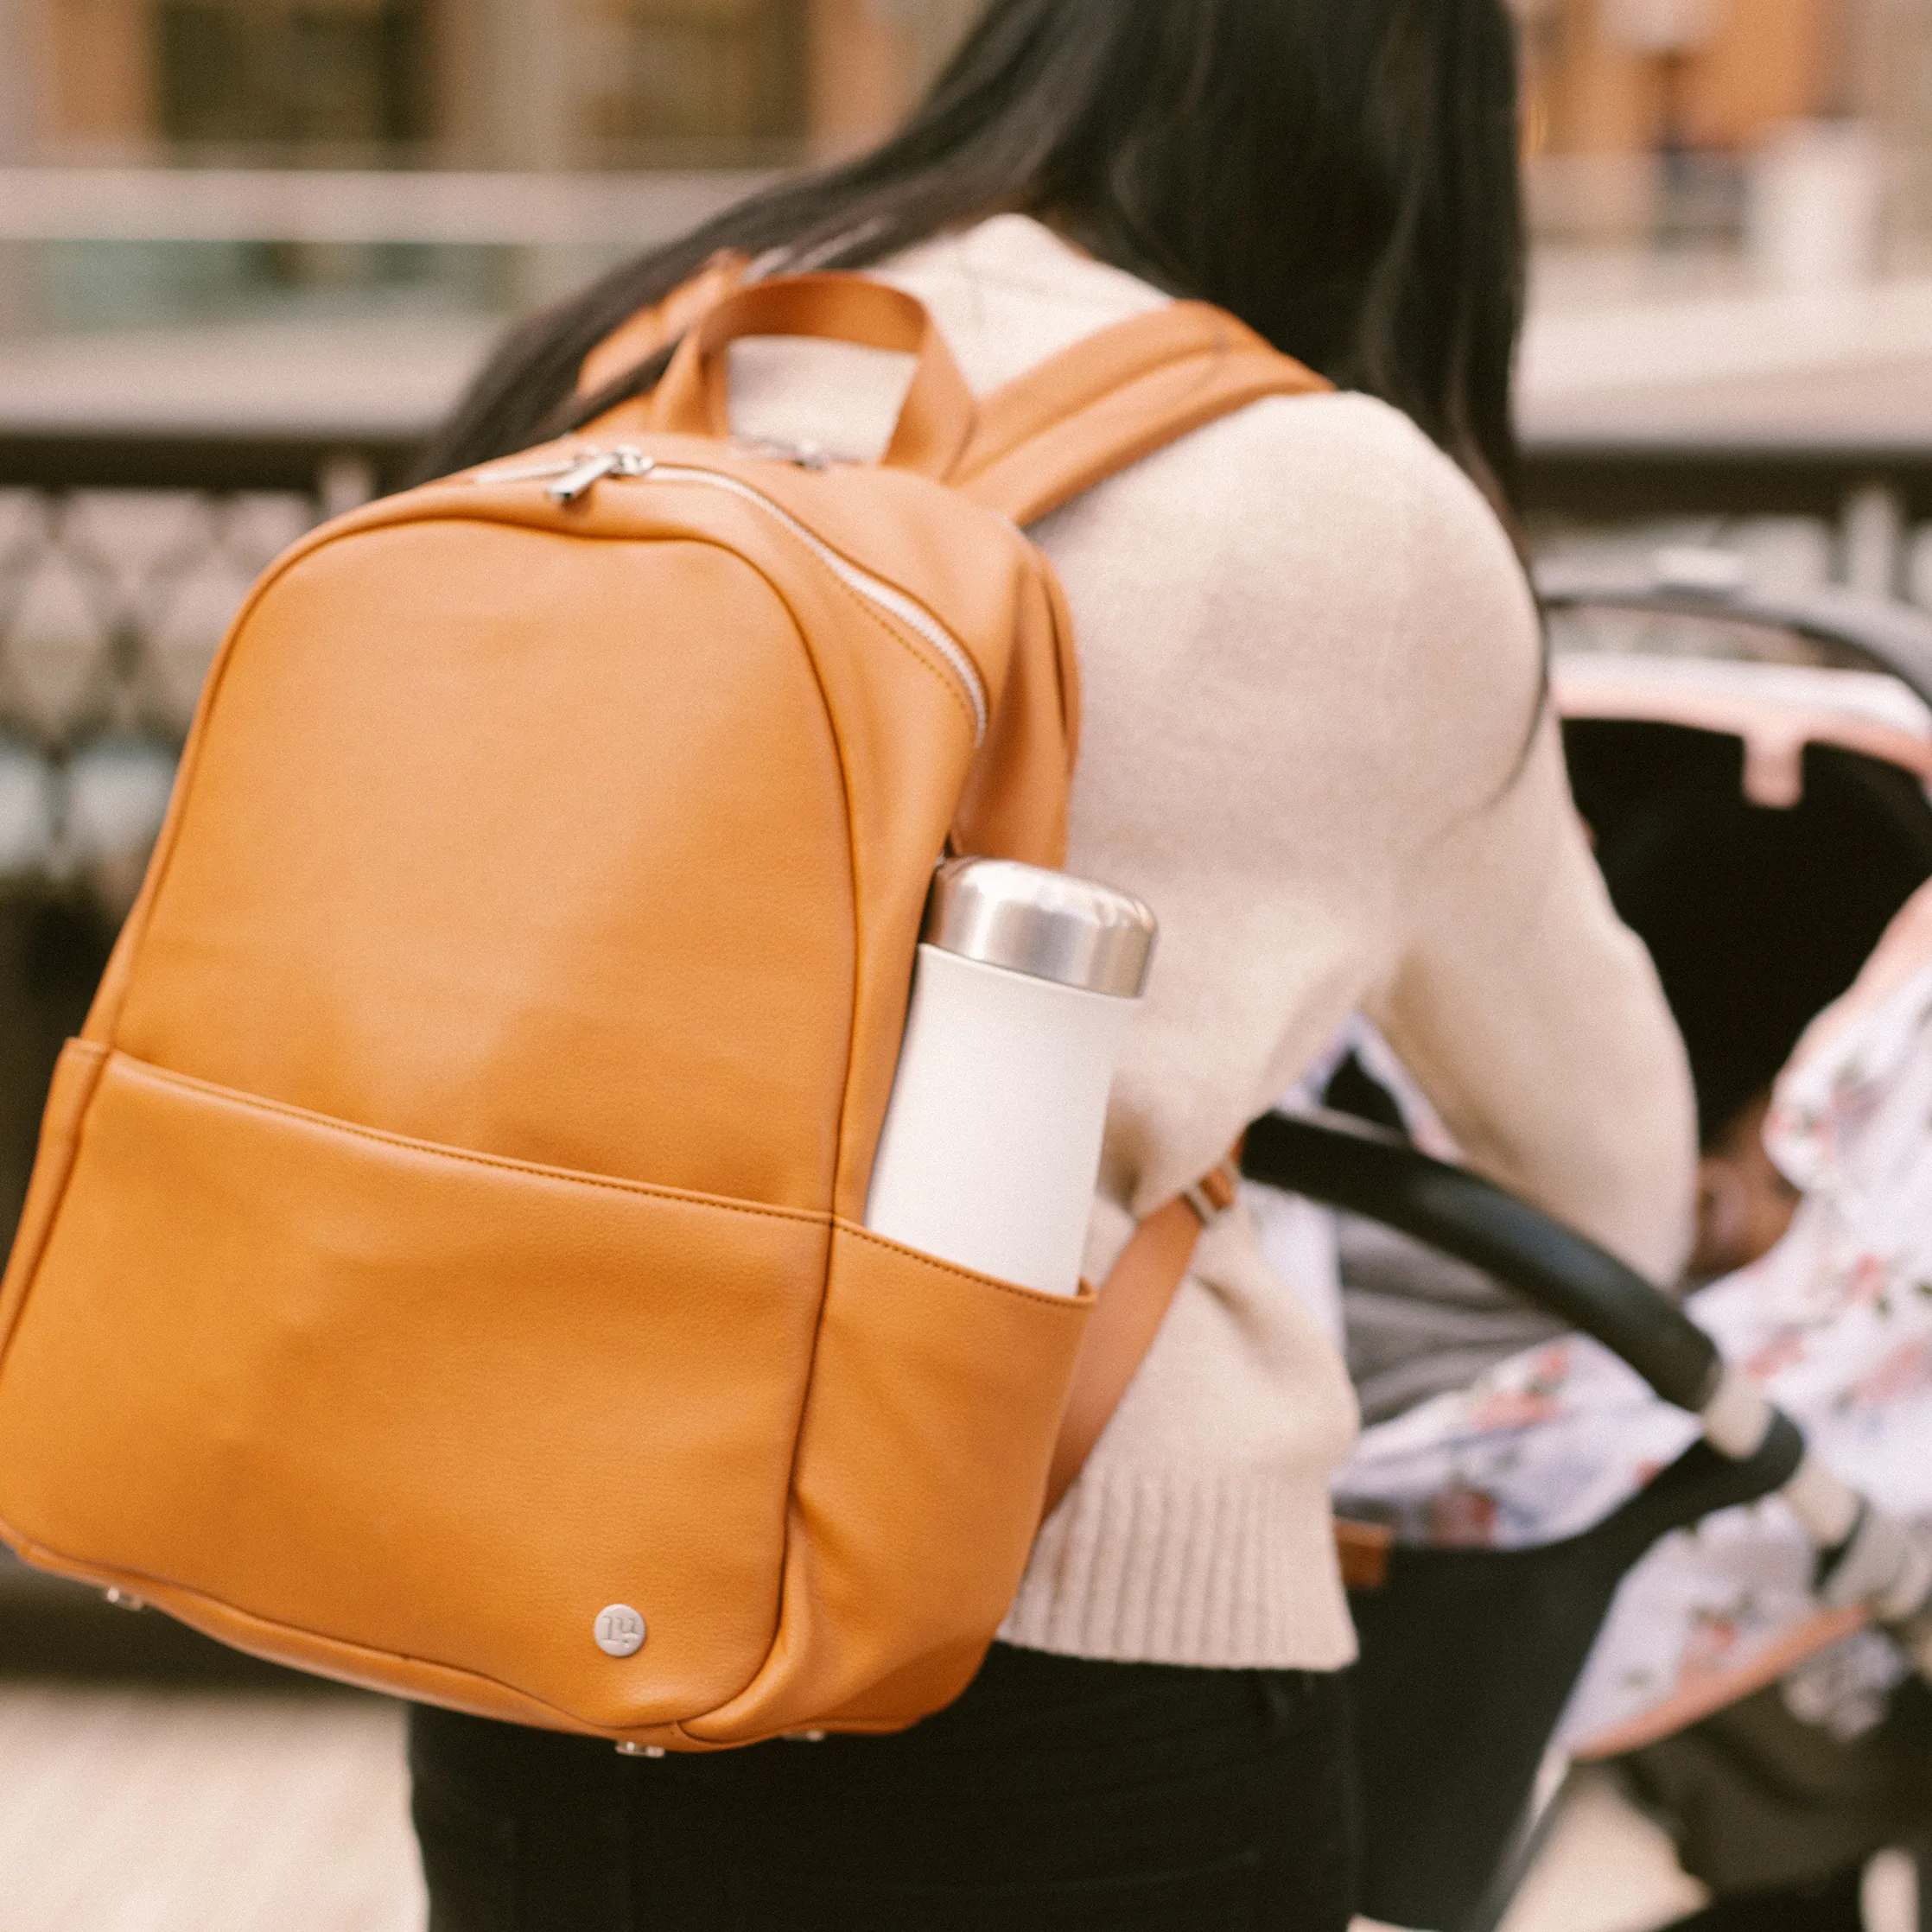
left=0, top=274, right=1323, bottom=1750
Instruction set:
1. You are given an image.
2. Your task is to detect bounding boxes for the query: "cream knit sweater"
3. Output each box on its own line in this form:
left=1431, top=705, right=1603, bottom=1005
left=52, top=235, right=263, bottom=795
left=731, top=216, right=1699, bottom=1672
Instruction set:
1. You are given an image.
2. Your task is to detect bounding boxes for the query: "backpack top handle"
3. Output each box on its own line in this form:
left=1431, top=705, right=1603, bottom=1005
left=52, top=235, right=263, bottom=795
left=647, top=274, right=978, bottom=480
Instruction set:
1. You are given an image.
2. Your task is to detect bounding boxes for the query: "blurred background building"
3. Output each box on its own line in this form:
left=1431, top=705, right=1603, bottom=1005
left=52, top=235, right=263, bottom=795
left=1519, top=0, right=1922, bottom=281
left=1, top=0, right=1930, bottom=326
left=16, top=0, right=982, bottom=167
left=0, top=0, right=984, bottom=332
left=10, top=0, right=991, bottom=171
left=0, top=0, right=1927, bottom=331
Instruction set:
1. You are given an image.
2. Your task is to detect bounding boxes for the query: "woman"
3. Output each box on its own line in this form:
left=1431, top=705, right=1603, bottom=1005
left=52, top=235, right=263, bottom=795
left=410, top=3, right=1698, bottom=1926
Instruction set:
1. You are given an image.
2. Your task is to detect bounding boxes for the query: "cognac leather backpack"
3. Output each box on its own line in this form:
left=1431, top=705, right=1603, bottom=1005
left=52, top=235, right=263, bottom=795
left=0, top=272, right=1321, bottom=1749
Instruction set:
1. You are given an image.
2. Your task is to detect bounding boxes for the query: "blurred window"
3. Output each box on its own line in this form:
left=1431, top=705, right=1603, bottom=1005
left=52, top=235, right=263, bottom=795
left=579, top=0, right=809, bottom=165
left=155, top=0, right=433, bottom=154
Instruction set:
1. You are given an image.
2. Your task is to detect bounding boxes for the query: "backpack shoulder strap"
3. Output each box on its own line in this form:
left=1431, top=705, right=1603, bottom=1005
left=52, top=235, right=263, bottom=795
left=1011, top=312, right=1321, bottom=1514
left=951, top=302, right=1331, bottom=527
left=576, top=251, right=750, bottom=397
left=1043, top=1158, right=1240, bottom=1518
left=1042, top=1157, right=1390, bottom=1589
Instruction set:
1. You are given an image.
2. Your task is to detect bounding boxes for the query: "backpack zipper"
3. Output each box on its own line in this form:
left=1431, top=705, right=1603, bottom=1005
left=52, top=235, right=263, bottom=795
left=470, top=447, right=990, bottom=742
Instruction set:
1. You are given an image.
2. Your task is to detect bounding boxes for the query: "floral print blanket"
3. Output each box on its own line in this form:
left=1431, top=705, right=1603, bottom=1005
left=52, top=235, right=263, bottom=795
left=1332, top=885, right=1932, bottom=1756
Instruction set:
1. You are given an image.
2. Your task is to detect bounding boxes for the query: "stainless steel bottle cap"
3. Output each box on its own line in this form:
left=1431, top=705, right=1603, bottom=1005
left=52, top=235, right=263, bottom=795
left=922, top=858, right=1156, bottom=998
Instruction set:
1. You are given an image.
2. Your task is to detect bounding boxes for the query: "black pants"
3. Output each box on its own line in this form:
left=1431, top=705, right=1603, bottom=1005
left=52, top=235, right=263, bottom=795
left=409, top=1643, right=1358, bottom=1931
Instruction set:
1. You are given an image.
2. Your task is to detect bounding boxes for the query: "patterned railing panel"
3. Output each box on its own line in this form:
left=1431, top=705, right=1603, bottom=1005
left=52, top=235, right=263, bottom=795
left=0, top=461, right=342, bottom=1232
left=0, top=485, right=319, bottom=908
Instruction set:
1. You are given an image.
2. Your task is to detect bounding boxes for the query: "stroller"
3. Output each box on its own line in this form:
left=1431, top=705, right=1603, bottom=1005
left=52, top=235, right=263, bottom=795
left=1243, top=553, right=1932, bottom=1932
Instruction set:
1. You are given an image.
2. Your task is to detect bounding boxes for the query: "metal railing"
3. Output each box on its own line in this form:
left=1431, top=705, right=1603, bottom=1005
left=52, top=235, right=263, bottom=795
left=1522, top=437, right=1932, bottom=528
left=0, top=168, right=775, bottom=247
left=0, top=432, right=378, bottom=1241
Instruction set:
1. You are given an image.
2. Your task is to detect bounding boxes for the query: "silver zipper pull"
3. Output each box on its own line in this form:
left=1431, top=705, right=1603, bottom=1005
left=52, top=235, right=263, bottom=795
left=547, top=450, right=628, bottom=505
left=472, top=454, right=586, bottom=486
left=473, top=449, right=658, bottom=494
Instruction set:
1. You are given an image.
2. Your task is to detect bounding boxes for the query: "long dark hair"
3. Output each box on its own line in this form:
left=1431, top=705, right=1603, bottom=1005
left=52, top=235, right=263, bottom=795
left=420, top=0, right=1527, bottom=509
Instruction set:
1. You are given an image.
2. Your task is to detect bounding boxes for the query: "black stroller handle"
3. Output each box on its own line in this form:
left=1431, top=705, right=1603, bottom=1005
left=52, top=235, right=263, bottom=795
left=1242, top=1109, right=1725, bottom=1414
left=1535, top=563, right=1932, bottom=712
left=1250, top=1110, right=1833, bottom=1932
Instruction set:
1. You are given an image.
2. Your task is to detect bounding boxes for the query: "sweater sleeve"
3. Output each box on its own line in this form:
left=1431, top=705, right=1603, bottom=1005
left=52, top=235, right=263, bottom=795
left=1039, top=389, right=1695, bottom=1282
left=1358, top=449, right=1698, bottom=1284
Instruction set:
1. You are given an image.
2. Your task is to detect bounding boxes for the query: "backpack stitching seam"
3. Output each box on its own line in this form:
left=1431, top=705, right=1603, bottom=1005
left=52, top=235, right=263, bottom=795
left=106, top=1053, right=831, bottom=1227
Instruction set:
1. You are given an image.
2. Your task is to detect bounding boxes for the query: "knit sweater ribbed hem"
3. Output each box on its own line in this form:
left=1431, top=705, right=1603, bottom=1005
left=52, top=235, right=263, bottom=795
left=999, top=1460, right=1358, bottom=1671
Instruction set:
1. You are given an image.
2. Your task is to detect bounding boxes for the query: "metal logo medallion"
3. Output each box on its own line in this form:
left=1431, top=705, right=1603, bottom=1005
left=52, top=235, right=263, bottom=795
left=594, top=1605, right=647, bottom=1658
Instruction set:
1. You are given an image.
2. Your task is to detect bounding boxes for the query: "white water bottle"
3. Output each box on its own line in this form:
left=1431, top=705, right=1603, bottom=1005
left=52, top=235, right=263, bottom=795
left=863, top=858, right=1157, bottom=1298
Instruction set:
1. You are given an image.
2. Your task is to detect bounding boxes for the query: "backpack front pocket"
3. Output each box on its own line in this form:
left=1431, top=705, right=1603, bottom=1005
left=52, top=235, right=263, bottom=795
left=0, top=1052, right=829, bottom=1736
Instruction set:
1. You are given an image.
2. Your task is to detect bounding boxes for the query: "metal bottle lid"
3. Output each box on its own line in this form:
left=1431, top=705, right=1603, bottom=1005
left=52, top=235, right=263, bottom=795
left=921, top=857, right=1157, bottom=999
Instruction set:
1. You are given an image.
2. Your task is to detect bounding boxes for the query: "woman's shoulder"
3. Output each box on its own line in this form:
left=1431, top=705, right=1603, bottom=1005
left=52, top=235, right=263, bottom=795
left=1088, top=385, right=1531, bottom=640
left=1168, top=385, right=1504, bottom=552
left=1045, top=384, right=1543, bottom=798
left=1181, top=391, right=1533, bottom=669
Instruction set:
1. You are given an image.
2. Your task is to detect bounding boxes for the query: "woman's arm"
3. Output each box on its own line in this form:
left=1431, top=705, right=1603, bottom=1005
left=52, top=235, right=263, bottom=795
left=1359, top=457, right=1698, bottom=1284
left=1366, top=718, right=1699, bottom=1281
